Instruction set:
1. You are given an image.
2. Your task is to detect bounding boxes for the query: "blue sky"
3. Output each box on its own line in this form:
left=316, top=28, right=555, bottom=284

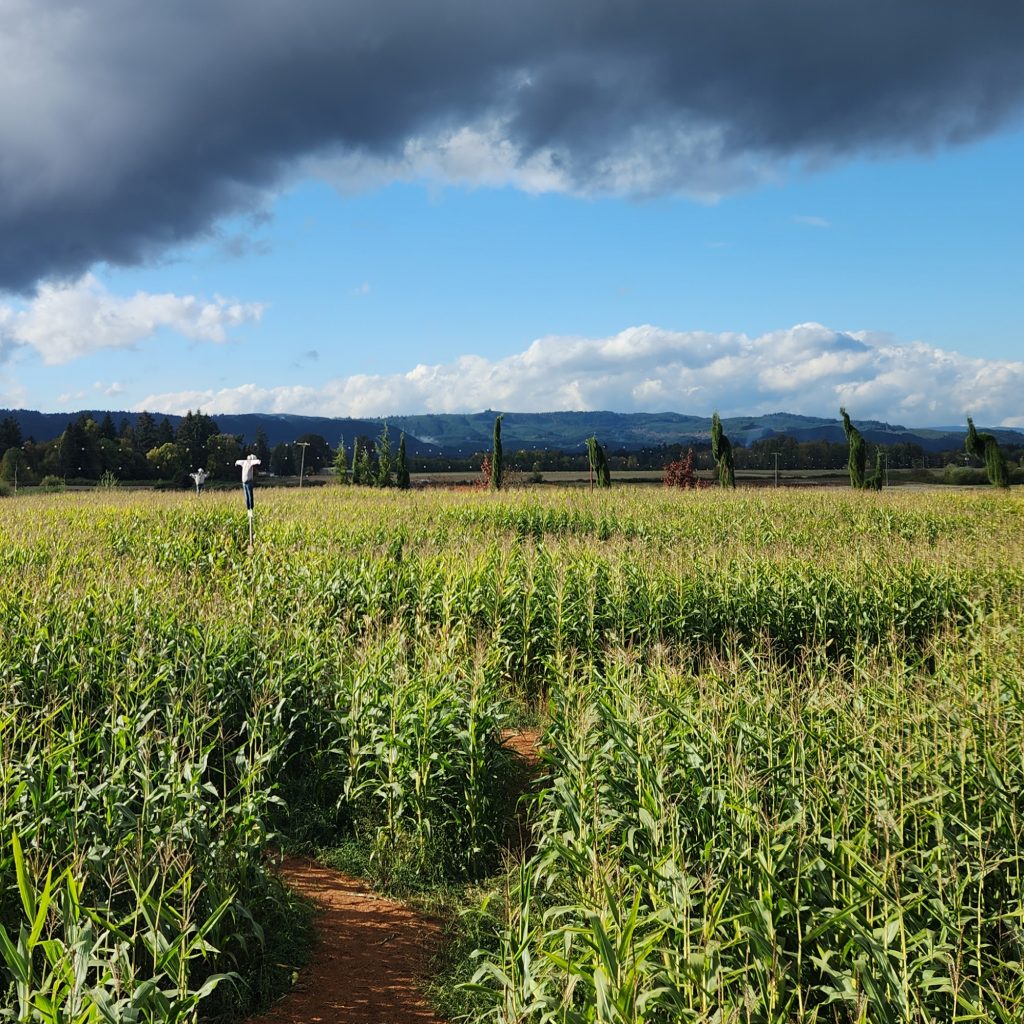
left=1, top=1, right=1023, bottom=427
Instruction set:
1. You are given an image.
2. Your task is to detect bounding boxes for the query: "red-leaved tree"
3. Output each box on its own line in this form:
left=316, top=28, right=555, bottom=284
left=663, top=448, right=704, bottom=489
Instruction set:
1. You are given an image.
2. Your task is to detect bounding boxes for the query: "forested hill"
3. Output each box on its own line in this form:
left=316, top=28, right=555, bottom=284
left=386, top=410, right=1024, bottom=454
left=2, top=407, right=1021, bottom=455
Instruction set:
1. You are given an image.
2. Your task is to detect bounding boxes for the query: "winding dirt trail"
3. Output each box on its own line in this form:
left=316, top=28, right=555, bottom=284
left=250, top=857, right=443, bottom=1024
left=250, top=729, right=543, bottom=1024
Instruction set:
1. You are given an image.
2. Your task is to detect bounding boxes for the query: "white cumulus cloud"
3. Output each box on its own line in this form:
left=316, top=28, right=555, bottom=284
left=135, top=322, right=1024, bottom=428
left=0, top=274, right=264, bottom=365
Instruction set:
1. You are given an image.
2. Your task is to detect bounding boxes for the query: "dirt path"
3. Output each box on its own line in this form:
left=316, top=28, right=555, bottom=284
left=251, top=731, right=543, bottom=1024
left=501, top=727, right=544, bottom=855
left=501, top=726, right=543, bottom=767
left=250, top=857, right=443, bottom=1024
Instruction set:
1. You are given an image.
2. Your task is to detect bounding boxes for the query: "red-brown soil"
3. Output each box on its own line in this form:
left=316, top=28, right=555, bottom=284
left=501, top=727, right=543, bottom=767
left=249, top=857, right=443, bottom=1024
left=501, top=727, right=544, bottom=855
left=250, top=731, right=543, bottom=1024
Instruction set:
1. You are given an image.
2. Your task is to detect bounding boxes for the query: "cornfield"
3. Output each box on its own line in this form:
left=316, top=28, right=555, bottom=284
left=0, top=486, right=1021, bottom=1022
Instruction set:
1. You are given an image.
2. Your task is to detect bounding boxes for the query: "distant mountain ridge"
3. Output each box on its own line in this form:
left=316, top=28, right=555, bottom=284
left=3, top=407, right=1022, bottom=454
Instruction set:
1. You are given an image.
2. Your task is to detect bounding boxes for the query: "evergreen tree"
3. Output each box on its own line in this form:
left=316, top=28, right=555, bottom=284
left=176, top=410, right=219, bottom=473
left=134, top=411, right=158, bottom=453
left=156, top=417, right=175, bottom=445
left=840, top=408, right=866, bottom=489
left=270, top=442, right=295, bottom=477
left=58, top=416, right=102, bottom=479
left=490, top=414, right=504, bottom=491
left=586, top=435, right=612, bottom=488
left=98, top=412, right=117, bottom=441
left=965, top=417, right=1009, bottom=488
left=205, top=434, right=243, bottom=480
left=253, top=429, right=271, bottom=467
left=710, top=412, right=736, bottom=488
left=333, top=436, right=349, bottom=483
left=396, top=432, right=410, bottom=489
left=357, top=439, right=373, bottom=485
left=350, top=438, right=362, bottom=485
left=865, top=448, right=885, bottom=491
left=294, top=434, right=331, bottom=474
left=375, top=423, right=393, bottom=487
left=0, top=415, right=23, bottom=457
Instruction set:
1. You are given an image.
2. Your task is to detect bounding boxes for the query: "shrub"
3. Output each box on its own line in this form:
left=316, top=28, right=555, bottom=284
left=942, top=464, right=988, bottom=486
left=663, top=448, right=703, bottom=488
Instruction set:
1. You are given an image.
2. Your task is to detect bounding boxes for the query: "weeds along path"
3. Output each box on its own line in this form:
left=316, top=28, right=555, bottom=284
left=250, top=857, right=443, bottom=1024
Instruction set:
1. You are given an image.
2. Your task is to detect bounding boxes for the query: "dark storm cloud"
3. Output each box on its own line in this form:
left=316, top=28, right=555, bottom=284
left=2, top=0, right=1023, bottom=290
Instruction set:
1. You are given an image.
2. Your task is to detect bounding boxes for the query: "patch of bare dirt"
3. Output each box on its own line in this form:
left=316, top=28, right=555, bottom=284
left=501, top=728, right=544, bottom=855
left=250, top=857, right=443, bottom=1024
left=500, top=727, right=542, bottom=767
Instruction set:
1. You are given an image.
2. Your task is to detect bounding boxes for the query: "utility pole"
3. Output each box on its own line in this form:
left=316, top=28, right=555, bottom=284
left=883, top=451, right=889, bottom=487
left=296, top=441, right=310, bottom=487
left=773, top=452, right=780, bottom=488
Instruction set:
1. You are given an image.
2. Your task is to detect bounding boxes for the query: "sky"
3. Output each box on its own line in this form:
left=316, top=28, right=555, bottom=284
left=1, top=0, right=1023, bottom=428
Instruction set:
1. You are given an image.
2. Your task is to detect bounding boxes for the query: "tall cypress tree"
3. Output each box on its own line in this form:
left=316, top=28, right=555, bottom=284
left=490, top=414, right=504, bottom=491
left=586, top=435, right=612, bottom=488
left=965, top=417, right=1009, bottom=488
left=840, top=408, right=866, bottom=489
left=333, top=436, right=348, bottom=483
left=375, top=423, right=393, bottom=487
left=710, top=412, right=736, bottom=488
left=865, top=448, right=885, bottom=491
left=396, top=432, right=410, bottom=489
left=357, top=439, right=373, bottom=485
left=350, top=438, right=362, bottom=485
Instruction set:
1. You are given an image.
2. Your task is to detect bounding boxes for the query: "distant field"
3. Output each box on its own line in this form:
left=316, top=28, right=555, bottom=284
left=1, top=486, right=1022, bottom=1021
left=411, top=467, right=957, bottom=487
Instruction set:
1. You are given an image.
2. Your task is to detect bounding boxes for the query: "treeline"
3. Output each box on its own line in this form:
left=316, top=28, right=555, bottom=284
left=0, top=411, right=333, bottom=487
left=2, top=412, right=1021, bottom=488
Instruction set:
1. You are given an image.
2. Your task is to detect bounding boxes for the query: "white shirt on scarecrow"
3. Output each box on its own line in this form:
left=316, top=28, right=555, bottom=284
left=235, top=455, right=261, bottom=482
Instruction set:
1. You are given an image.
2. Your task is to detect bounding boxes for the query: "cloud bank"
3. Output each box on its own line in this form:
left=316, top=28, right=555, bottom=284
left=135, top=323, right=1024, bottom=428
left=3, top=0, right=1024, bottom=289
left=0, top=275, right=263, bottom=364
